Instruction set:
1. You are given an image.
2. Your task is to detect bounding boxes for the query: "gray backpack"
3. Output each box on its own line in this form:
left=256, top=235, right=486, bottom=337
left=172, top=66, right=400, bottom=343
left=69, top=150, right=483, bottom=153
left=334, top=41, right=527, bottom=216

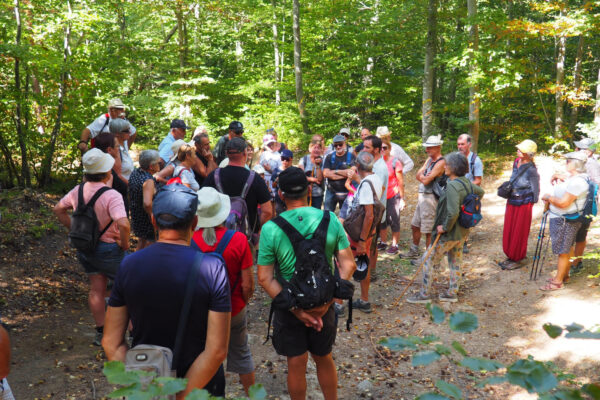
left=124, top=252, right=205, bottom=393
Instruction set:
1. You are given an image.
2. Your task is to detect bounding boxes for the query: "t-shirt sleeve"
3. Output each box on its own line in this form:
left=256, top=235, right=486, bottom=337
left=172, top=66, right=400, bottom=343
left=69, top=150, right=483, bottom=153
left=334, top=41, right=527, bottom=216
left=330, top=212, right=350, bottom=251
left=566, top=176, right=588, bottom=197
left=323, top=153, right=333, bottom=170
left=58, top=186, right=78, bottom=210
left=257, top=222, right=276, bottom=266
left=234, top=233, right=253, bottom=270
left=107, top=191, right=128, bottom=221
left=208, top=257, right=232, bottom=312
left=253, top=174, right=273, bottom=204
left=474, top=157, right=484, bottom=177
left=358, top=180, right=375, bottom=205
left=394, top=159, right=404, bottom=173
left=86, top=115, right=106, bottom=137
left=180, top=169, right=198, bottom=190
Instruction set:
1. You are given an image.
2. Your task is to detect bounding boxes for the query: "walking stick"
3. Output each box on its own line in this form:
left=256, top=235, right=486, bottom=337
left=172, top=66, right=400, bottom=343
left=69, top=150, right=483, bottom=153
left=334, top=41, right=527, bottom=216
left=535, top=229, right=552, bottom=281
left=530, top=211, right=548, bottom=280
left=394, top=234, right=442, bottom=305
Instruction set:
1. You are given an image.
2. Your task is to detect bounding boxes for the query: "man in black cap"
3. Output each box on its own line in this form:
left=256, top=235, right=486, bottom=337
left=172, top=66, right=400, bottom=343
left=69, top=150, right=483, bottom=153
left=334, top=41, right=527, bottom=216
left=158, top=119, right=192, bottom=167
left=213, top=121, right=244, bottom=165
left=203, top=137, right=273, bottom=237
left=103, top=184, right=231, bottom=398
left=257, top=167, right=356, bottom=400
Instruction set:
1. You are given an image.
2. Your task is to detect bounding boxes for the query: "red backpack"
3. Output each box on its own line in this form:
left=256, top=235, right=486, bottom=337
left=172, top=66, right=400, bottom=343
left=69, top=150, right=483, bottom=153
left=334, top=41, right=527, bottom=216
left=166, top=167, right=191, bottom=185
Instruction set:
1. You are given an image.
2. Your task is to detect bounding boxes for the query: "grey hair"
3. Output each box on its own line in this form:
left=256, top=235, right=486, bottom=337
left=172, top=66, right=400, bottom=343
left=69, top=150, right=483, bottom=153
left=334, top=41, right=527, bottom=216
left=444, top=151, right=468, bottom=177
left=202, top=227, right=217, bottom=246
left=458, top=134, right=472, bottom=143
left=356, top=151, right=374, bottom=172
left=109, top=118, right=130, bottom=134
left=139, top=150, right=160, bottom=170
left=569, top=159, right=586, bottom=173
left=193, top=133, right=209, bottom=142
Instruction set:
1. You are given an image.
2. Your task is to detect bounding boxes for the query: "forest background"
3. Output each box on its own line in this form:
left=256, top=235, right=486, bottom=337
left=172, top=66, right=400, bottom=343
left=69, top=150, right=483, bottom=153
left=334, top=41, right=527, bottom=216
left=1, top=0, right=600, bottom=189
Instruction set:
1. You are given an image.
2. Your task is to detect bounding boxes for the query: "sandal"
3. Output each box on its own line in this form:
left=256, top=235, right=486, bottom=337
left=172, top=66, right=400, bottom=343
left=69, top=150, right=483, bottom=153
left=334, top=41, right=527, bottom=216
left=546, top=276, right=569, bottom=284
left=504, top=261, right=524, bottom=270
left=539, top=280, right=564, bottom=291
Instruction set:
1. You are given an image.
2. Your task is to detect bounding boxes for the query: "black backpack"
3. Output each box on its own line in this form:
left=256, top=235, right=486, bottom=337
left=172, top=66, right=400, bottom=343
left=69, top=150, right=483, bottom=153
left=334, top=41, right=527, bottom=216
left=68, top=183, right=114, bottom=254
left=454, top=179, right=483, bottom=228
left=272, top=211, right=336, bottom=309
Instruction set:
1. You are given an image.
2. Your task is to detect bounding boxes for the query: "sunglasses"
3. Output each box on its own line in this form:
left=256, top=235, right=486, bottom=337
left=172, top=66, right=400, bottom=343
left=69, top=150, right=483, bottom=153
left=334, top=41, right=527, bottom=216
left=382, top=146, right=389, bottom=150
left=281, top=157, right=292, bottom=162
left=334, top=143, right=344, bottom=148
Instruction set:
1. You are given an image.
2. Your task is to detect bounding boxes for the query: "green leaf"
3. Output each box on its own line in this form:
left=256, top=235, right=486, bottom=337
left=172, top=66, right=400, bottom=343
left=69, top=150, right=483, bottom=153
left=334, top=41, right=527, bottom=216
left=103, top=361, right=143, bottom=386
left=507, top=359, right=558, bottom=394
left=435, top=380, right=463, bottom=399
left=435, top=344, right=452, bottom=356
left=459, top=357, right=503, bottom=372
left=155, top=377, right=187, bottom=395
left=379, top=336, right=418, bottom=350
left=449, top=312, right=478, bottom=333
left=582, top=383, right=600, bottom=399
left=185, top=389, right=212, bottom=400
left=543, top=323, right=563, bottom=339
left=565, top=323, right=584, bottom=332
left=477, top=375, right=508, bottom=387
left=107, top=384, right=145, bottom=399
left=422, top=334, right=441, bottom=344
left=415, top=393, right=452, bottom=400
left=413, top=351, right=441, bottom=367
left=451, top=341, right=468, bottom=356
left=552, top=388, right=585, bottom=400
left=248, top=383, right=268, bottom=400
left=426, top=303, right=446, bottom=324
left=565, top=330, right=600, bottom=339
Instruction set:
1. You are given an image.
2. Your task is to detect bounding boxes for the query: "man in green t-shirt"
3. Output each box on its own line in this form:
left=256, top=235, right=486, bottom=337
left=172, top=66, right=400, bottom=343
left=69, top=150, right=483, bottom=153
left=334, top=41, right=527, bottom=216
left=257, top=167, right=356, bottom=400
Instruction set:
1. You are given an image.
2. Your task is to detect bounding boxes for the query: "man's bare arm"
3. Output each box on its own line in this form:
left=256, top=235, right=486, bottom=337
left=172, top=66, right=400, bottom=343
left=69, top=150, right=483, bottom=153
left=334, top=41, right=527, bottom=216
left=259, top=201, right=273, bottom=226
left=240, top=267, right=254, bottom=303
left=420, top=159, right=446, bottom=186
left=102, top=306, right=129, bottom=362
left=336, top=246, right=356, bottom=280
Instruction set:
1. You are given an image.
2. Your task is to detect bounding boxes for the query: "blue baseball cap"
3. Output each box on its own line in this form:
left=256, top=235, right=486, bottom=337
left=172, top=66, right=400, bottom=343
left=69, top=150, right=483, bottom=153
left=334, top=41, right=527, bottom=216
left=281, top=149, right=294, bottom=159
left=152, top=184, right=198, bottom=225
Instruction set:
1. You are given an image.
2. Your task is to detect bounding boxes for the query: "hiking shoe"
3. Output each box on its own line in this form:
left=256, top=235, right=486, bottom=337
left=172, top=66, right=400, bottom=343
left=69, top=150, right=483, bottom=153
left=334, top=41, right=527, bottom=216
left=334, top=303, right=346, bottom=317
left=570, top=261, right=583, bottom=275
left=385, top=245, right=399, bottom=255
left=406, top=293, right=432, bottom=304
left=462, top=243, right=469, bottom=254
left=399, top=246, right=421, bottom=259
left=93, top=330, right=103, bottom=347
left=352, top=299, right=372, bottom=313
left=438, top=292, right=458, bottom=303
left=377, top=242, right=388, bottom=251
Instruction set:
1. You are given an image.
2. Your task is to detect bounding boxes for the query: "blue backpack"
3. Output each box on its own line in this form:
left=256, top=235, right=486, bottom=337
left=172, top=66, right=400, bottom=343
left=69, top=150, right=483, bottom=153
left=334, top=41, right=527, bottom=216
left=454, top=179, right=482, bottom=228
left=564, top=177, right=598, bottom=224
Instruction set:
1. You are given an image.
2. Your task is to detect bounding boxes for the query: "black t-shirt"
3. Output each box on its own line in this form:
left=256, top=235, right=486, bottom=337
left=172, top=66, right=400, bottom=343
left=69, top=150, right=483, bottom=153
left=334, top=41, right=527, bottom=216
left=193, top=152, right=209, bottom=187
left=109, top=243, right=231, bottom=378
left=111, top=169, right=129, bottom=215
left=323, top=151, right=356, bottom=193
left=203, top=166, right=272, bottom=232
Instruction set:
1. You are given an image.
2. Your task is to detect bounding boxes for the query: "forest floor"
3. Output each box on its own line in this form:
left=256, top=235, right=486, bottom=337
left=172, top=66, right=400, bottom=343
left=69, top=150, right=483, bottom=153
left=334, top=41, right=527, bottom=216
left=1, top=154, right=599, bottom=399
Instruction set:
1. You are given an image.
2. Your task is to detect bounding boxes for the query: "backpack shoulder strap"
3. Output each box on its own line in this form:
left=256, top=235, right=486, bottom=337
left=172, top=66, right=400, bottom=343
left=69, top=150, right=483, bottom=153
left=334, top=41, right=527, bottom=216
left=271, top=216, right=305, bottom=247
left=313, top=211, right=331, bottom=242
left=215, top=230, right=235, bottom=255
left=86, top=185, right=113, bottom=208
left=241, top=171, right=256, bottom=199
left=346, top=151, right=352, bottom=164
left=302, top=155, right=308, bottom=167
left=453, top=178, right=472, bottom=195
left=214, top=168, right=224, bottom=193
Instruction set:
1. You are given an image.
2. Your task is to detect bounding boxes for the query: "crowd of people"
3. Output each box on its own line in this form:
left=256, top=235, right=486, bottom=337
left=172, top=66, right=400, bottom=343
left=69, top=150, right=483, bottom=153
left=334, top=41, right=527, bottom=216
left=45, top=98, right=599, bottom=399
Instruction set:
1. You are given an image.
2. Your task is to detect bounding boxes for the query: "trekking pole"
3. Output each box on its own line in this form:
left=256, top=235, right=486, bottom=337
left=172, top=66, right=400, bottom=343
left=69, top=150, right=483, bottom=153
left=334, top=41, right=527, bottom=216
left=535, top=224, right=552, bottom=281
left=530, top=211, right=548, bottom=280
left=394, top=234, right=442, bottom=306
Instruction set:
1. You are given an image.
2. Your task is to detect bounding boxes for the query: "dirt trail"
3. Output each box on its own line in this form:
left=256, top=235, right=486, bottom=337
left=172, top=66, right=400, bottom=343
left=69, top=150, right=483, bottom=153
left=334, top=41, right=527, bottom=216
left=1, top=155, right=599, bottom=399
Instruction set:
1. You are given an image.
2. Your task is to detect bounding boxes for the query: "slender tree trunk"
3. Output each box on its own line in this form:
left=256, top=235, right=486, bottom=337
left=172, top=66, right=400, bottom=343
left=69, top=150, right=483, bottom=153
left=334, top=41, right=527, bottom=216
left=595, top=67, right=600, bottom=124
left=40, top=1, right=72, bottom=187
left=271, top=0, right=280, bottom=105
left=554, top=17, right=566, bottom=137
left=293, top=0, right=310, bottom=135
left=468, top=0, right=480, bottom=151
left=176, top=4, right=185, bottom=76
left=13, top=0, right=30, bottom=187
left=569, top=35, right=584, bottom=136
left=421, top=0, right=437, bottom=141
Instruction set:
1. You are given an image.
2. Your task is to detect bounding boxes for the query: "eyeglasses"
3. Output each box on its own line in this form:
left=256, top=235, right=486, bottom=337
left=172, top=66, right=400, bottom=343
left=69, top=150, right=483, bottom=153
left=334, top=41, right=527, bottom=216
left=382, top=146, right=389, bottom=150
left=334, top=143, right=344, bottom=148
left=281, top=157, right=292, bottom=162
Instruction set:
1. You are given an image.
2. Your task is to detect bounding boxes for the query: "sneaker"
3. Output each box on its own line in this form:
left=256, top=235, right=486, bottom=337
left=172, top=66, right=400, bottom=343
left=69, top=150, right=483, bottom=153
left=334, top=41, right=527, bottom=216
left=334, top=303, right=346, bottom=317
left=462, top=243, right=469, bottom=254
left=385, top=245, right=399, bottom=255
left=438, top=292, right=458, bottom=303
left=570, top=261, right=583, bottom=275
left=399, top=246, right=421, bottom=259
left=93, top=329, right=103, bottom=347
left=377, top=242, right=388, bottom=251
left=352, top=299, right=372, bottom=313
left=406, top=293, right=432, bottom=304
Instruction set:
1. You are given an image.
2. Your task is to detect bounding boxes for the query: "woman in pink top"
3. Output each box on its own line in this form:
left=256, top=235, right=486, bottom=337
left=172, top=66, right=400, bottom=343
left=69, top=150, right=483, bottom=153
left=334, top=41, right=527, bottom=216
left=53, top=149, right=130, bottom=346
left=379, top=144, right=405, bottom=254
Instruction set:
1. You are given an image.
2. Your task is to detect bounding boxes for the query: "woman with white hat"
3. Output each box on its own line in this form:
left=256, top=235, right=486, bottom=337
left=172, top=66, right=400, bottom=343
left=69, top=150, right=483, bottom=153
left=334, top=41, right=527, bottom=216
left=498, top=139, right=540, bottom=270
left=191, top=187, right=256, bottom=395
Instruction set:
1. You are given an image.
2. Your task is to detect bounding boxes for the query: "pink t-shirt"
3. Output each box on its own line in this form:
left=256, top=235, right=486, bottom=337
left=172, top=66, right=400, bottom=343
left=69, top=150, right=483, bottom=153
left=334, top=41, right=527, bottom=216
left=59, top=182, right=127, bottom=243
left=385, top=156, right=404, bottom=199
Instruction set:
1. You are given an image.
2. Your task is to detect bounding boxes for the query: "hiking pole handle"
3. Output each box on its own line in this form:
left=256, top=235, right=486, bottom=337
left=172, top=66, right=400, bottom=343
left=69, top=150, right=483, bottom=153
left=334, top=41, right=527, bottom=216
left=394, top=234, right=442, bottom=306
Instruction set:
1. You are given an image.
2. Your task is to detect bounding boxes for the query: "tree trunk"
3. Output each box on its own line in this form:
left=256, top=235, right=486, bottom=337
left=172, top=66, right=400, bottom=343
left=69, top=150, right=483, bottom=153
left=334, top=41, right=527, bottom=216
left=272, top=0, right=280, bottom=105
left=13, top=0, right=30, bottom=187
left=421, top=0, right=437, bottom=141
left=569, top=35, right=584, bottom=136
left=468, top=0, right=480, bottom=151
left=40, top=1, right=71, bottom=187
left=554, top=17, right=566, bottom=137
left=293, top=0, right=310, bottom=135
left=176, top=4, right=185, bottom=76
left=595, top=67, right=600, bottom=124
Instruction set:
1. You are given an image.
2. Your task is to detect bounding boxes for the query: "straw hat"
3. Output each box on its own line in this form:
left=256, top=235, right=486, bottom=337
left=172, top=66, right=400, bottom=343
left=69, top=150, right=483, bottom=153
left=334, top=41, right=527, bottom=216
left=82, top=148, right=114, bottom=174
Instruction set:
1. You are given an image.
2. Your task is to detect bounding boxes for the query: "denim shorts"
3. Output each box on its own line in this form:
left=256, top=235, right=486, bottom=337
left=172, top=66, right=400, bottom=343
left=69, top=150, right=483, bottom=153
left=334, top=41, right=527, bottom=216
left=77, top=241, right=125, bottom=279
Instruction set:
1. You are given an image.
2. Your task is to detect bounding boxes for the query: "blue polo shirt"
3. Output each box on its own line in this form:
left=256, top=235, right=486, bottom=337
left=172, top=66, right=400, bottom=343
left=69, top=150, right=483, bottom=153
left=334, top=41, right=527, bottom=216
left=158, top=133, right=176, bottom=163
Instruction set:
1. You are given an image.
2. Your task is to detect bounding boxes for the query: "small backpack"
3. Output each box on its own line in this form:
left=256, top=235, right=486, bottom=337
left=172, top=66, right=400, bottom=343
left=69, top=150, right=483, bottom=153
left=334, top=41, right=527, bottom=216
left=272, top=211, right=336, bottom=309
left=68, top=183, right=114, bottom=254
left=89, top=113, right=110, bottom=149
left=564, top=177, right=598, bottom=224
left=214, top=168, right=256, bottom=240
left=454, top=179, right=482, bottom=228
left=166, top=167, right=190, bottom=186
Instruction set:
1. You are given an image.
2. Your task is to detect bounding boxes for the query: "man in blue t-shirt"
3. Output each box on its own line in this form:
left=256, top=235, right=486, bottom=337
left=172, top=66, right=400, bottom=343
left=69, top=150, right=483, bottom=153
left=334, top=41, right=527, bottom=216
left=103, top=184, right=231, bottom=398
left=323, top=134, right=356, bottom=212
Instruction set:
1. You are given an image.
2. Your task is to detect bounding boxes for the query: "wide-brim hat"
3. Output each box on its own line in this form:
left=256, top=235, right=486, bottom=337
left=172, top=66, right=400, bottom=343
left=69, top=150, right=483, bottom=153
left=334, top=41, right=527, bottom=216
left=353, top=254, right=369, bottom=282
left=82, top=148, right=115, bottom=174
left=516, top=139, right=537, bottom=154
left=574, top=137, right=595, bottom=150
left=170, top=139, right=187, bottom=162
left=564, top=151, right=588, bottom=163
left=339, top=128, right=351, bottom=137
left=108, top=98, right=125, bottom=109
left=423, top=135, right=443, bottom=147
left=195, top=187, right=231, bottom=229
left=376, top=126, right=391, bottom=137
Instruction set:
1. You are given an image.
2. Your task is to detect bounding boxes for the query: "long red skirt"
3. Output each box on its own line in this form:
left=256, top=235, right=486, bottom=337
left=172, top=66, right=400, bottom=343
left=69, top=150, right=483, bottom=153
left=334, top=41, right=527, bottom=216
left=502, top=203, right=534, bottom=262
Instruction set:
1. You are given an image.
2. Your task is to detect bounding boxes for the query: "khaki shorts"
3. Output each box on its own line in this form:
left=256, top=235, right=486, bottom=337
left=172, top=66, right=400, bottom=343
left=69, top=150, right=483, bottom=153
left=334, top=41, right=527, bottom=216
left=411, top=192, right=438, bottom=234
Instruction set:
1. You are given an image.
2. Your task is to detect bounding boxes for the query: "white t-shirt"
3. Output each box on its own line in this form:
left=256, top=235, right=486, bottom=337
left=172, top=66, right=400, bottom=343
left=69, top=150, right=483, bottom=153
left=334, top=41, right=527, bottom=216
left=550, top=174, right=589, bottom=218
left=351, top=174, right=383, bottom=212
left=119, top=142, right=134, bottom=180
left=173, top=165, right=199, bottom=191
left=390, top=143, right=414, bottom=173
left=86, top=114, right=136, bottom=138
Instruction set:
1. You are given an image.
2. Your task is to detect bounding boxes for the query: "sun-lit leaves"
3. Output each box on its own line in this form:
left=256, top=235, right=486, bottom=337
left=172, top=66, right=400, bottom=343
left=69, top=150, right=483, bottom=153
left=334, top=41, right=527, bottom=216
left=449, top=312, right=478, bottom=333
